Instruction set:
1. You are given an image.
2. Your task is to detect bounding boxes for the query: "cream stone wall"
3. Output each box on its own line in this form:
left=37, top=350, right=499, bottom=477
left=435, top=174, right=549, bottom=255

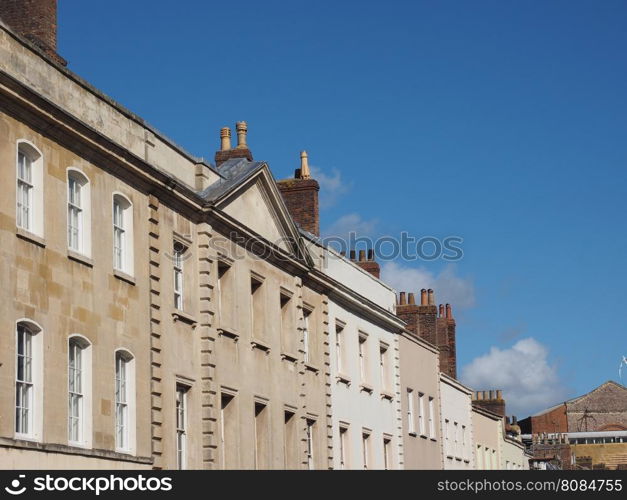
left=0, top=112, right=153, bottom=467
left=208, top=233, right=330, bottom=469
left=0, top=24, right=219, bottom=191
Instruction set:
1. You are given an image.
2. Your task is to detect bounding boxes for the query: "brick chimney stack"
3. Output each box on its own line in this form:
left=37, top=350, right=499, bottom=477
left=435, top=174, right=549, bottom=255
left=396, top=289, right=458, bottom=379
left=396, top=288, right=438, bottom=345
left=214, top=122, right=253, bottom=167
left=436, top=303, right=457, bottom=378
left=472, top=389, right=506, bottom=418
left=276, top=151, right=320, bottom=236
left=0, top=0, right=66, bottom=65
left=348, top=248, right=381, bottom=279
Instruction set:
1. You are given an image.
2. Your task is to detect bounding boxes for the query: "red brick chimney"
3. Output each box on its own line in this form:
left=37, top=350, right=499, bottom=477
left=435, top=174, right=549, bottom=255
left=0, top=0, right=66, bottom=65
left=436, top=303, right=457, bottom=378
left=214, top=122, right=253, bottom=166
left=396, top=288, right=438, bottom=345
left=277, top=151, right=320, bottom=236
left=349, top=248, right=380, bottom=279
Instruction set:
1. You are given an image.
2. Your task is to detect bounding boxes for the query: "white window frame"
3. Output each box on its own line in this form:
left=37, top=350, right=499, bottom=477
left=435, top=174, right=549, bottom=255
left=68, top=335, right=92, bottom=447
left=407, top=388, right=415, bottom=434
left=335, top=322, right=344, bottom=374
left=173, top=241, right=187, bottom=311
left=339, top=424, right=349, bottom=470
left=306, top=418, right=315, bottom=470
left=67, top=169, right=91, bottom=256
left=303, top=308, right=312, bottom=364
left=361, top=430, right=371, bottom=470
left=112, top=194, right=134, bottom=275
left=358, top=332, right=368, bottom=382
left=176, top=385, right=189, bottom=469
left=15, top=320, right=43, bottom=441
left=115, top=349, right=136, bottom=454
left=428, top=396, right=435, bottom=439
left=16, top=141, right=44, bottom=237
left=418, top=392, right=425, bottom=436
left=379, top=342, right=389, bottom=390
left=383, top=435, right=392, bottom=470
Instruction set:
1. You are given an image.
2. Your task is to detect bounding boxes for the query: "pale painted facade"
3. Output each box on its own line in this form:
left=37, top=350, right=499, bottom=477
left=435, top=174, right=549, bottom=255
left=471, top=406, right=501, bottom=470
left=309, top=244, right=405, bottom=469
left=399, top=332, right=443, bottom=469
left=439, top=373, right=474, bottom=469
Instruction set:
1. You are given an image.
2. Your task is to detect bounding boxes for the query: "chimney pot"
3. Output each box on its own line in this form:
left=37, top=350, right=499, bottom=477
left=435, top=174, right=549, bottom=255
left=420, top=289, right=428, bottom=305
left=497, top=389, right=503, bottom=400
left=340, top=251, right=346, bottom=257
left=235, top=121, right=248, bottom=149
left=359, top=250, right=366, bottom=261
left=367, top=249, right=374, bottom=261
left=476, top=391, right=483, bottom=401
left=408, top=292, right=416, bottom=305
left=220, top=127, right=232, bottom=151
left=299, top=151, right=311, bottom=179
left=445, top=303, right=452, bottom=319
left=349, top=250, right=356, bottom=260
left=439, top=304, right=445, bottom=317
left=427, top=289, right=435, bottom=305
left=399, top=292, right=406, bottom=305
left=489, top=390, right=494, bottom=400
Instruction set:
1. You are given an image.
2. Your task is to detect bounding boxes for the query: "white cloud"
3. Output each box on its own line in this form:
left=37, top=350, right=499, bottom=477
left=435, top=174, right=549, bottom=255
left=322, top=213, right=379, bottom=241
left=380, top=261, right=475, bottom=309
left=461, top=338, right=569, bottom=417
left=310, top=165, right=352, bottom=209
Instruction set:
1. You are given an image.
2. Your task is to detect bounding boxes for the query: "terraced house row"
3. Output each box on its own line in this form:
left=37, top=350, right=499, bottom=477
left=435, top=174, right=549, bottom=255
left=0, top=0, right=528, bottom=470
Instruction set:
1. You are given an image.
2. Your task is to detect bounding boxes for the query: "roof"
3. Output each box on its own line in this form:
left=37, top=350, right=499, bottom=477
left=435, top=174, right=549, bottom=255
left=529, top=380, right=627, bottom=418
left=199, top=159, right=265, bottom=203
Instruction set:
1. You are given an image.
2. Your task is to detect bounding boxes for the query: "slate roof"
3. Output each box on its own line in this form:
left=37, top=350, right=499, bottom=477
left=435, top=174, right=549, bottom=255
left=199, top=158, right=266, bottom=203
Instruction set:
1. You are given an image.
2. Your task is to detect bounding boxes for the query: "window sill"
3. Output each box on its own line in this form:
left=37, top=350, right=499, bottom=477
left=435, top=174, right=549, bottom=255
left=430, top=437, right=437, bottom=442
left=408, top=432, right=418, bottom=437
left=305, top=362, right=320, bottom=374
left=217, top=328, right=239, bottom=342
left=0, top=437, right=152, bottom=464
left=68, top=250, right=93, bottom=267
left=172, top=310, right=197, bottom=327
left=113, top=269, right=136, bottom=285
left=251, top=338, right=271, bottom=353
left=16, top=227, right=45, bottom=248
left=380, top=390, right=394, bottom=401
left=463, top=459, right=470, bottom=464
left=14, top=433, right=40, bottom=443
left=420, top=434, right=429, bottom=440
left=455, top=456, right=462, bottom=462
left=336, top=373, right=351, bottom=386
left=281, top=352, right=298, bottom=363
left=359, top=383, right=374, bottom=394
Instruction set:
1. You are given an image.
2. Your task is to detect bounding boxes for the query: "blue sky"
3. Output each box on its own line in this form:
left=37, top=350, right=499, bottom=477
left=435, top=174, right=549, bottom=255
left=59, top=0, right=627, bottom=415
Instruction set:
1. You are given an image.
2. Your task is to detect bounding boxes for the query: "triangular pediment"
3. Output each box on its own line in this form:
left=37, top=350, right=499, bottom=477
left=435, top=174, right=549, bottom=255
left=213, top=167, right=309, bottom=263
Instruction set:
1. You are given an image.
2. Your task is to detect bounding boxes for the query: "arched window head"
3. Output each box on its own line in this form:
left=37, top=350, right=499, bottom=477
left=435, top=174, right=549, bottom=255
left=67, top=169, right=91, bottom=257
left=16, top=141, right=44, bottom=237
left=112, top=194, right=134, bottom=275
